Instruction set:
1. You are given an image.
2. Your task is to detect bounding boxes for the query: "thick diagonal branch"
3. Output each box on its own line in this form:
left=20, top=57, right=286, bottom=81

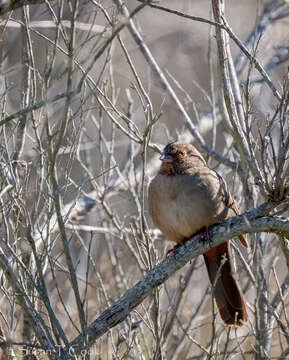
left=69, top=201, right=289, bottom=354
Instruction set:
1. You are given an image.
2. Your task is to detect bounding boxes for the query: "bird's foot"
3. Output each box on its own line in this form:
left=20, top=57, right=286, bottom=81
left=200, top=226, right=213, bottom=248
left=166, top=243, right=181, bottom=257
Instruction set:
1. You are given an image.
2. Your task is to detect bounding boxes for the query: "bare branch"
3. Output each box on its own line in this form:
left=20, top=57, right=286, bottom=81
left=70, top=203, right=288, bottom=353
left=0, top=0, right=52, bottom=16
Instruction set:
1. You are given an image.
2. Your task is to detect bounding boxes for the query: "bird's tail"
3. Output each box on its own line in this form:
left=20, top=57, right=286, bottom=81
left=203, top=242, right=247, bottom=326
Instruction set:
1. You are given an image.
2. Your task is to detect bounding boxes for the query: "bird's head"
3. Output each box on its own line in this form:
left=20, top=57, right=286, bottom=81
left=160, top=142, right=206, bottom=174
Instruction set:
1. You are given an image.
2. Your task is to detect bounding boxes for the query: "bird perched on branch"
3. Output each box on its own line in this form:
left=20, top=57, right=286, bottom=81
left=148, top=141, right=247, bottom=326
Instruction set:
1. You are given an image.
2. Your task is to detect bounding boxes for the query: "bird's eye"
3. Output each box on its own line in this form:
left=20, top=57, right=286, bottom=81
left=179, top=151, right=186, bottom=156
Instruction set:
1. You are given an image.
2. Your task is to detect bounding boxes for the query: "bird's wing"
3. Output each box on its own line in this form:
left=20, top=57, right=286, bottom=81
left=216, top=172, right=248, bottom=248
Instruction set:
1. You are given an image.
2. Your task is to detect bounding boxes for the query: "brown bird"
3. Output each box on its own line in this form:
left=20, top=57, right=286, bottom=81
left=148, top=141, right=247, bottom=326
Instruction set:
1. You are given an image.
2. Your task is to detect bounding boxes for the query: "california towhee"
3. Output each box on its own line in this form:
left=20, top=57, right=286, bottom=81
left=148, top=141, right=247, bottom=326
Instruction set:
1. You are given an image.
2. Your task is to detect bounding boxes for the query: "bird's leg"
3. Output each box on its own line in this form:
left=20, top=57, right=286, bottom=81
left=166, top=227, right=213, bottom=258
left=166, top=243, right=181, bottom=257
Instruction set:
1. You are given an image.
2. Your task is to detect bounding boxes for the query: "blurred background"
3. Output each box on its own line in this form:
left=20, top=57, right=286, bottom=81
left=0, top=0, right=289, bottom=358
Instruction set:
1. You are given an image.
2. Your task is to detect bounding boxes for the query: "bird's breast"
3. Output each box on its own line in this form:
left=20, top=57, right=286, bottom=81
left=148, top=172, right=220, bottom=243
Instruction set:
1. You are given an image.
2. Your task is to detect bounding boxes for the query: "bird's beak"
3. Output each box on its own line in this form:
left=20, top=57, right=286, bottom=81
left=160, top=152, right=173, bottom=163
